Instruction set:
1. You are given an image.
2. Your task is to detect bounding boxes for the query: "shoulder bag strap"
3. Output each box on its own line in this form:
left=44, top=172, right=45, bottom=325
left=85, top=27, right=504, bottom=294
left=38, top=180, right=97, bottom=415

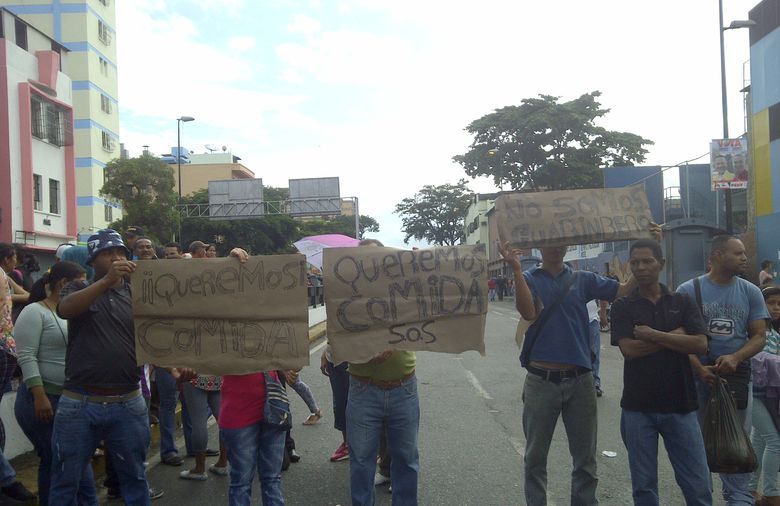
left=522, top=271, right=579, bottom=364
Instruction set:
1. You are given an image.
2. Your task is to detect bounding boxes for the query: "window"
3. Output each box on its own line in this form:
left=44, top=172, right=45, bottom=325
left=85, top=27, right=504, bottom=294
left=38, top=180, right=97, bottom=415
left=49, top=179, right=60, bottom=214
left=99, top=57, right=109, bottom=76
left=101, top=131, right=114, bottom=151
left=30, top=96, right=70, bottom=146
left=98, top=20, right=112, bottom=45
left=99, top=0, right=110, bottom=5
left=104, top=204, right=113, bottom=222
left=33, top=174, right=42, bottom=211
left=100, top=94, right=112, bottom=114
left=14, top=19, right=27, bottom=50
left=31, top=98, right=45, bottom=139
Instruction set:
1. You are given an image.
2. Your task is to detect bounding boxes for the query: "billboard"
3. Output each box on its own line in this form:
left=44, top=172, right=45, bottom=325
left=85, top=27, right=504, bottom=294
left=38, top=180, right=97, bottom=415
left=208, top=178, right=264, bottom=218
left=288, top=177, right=341, bottom=216
left=710, top=139, right=748, bottom=190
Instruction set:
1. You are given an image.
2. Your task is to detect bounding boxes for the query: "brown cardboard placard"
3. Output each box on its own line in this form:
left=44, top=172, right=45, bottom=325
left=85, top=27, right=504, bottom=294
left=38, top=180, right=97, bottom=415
left=131, top=255, right=310, bottom=374
left=323, top=244, right=488, bottom=364
left=494, top=186, right=653, bottom=248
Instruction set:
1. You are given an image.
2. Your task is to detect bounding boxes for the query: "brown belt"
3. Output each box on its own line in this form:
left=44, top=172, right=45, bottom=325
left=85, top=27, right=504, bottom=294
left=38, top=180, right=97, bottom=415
left=62, top=389, right=140, bottom=404
left=350, top=371, right=415, bottom=390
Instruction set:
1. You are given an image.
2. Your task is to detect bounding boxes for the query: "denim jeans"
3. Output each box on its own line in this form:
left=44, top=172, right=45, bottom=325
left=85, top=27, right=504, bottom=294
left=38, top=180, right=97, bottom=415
left=179, top=388, right=194, bottom=455
left=696, top=379, right=753, bottom=505
left=327, top=362, right=349, bottom=433
left=346, top=375, right=420, bottom=506
left=522, top=371, right=598, bottom=506
left=749, top=397, right=780, bottom=497
left=155, top=368, right=180, bottom=459
left=220, top=422, right=286, bottom=506
left=49, top=392, right=151, bottom=506
left=14, top=383, right=97, bottom=505
left=588, top=320, right=601, bottom=387
left=620, top=409, right=711, bottom=506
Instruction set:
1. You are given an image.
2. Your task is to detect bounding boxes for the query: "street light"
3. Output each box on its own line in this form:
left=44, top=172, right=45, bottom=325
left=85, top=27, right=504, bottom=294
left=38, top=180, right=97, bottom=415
left=176, top=116, right=195, bottom=200
left=718, top=0, right=755, bottom=233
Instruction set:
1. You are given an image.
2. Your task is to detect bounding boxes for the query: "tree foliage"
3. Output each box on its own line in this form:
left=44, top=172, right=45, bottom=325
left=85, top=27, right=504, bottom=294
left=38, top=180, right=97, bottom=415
left=100, top=154, right=179, bottom=243
left=297, top=215, right=380, bottom=240
left=452, top=91, right=654, bottom=191
left=395, top=179, right=473, bottom=246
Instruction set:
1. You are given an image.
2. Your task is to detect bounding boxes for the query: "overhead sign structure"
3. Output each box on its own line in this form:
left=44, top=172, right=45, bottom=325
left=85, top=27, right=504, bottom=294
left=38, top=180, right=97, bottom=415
left=494, top=186, right=654, bottom=248
left=710, top=139, right=748, bottom=190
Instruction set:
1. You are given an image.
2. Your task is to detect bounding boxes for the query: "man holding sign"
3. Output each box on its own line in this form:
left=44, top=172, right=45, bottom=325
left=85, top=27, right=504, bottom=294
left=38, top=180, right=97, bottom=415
left=499, top=215, right=660, bottom=506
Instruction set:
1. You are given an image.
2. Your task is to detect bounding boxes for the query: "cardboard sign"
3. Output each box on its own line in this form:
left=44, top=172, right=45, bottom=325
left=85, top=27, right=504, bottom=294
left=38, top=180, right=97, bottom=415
left=323, top=245, right=488, bottom=364
left=131, top=255, right=310, bottom=374
left=494, top=186, right=653, bottom=248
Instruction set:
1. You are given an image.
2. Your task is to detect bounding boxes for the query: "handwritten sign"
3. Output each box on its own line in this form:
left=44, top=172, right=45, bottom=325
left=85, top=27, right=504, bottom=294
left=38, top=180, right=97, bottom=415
left=323, top=245, right=487, bottom=364
left=131, top=255, right=309, bottom=374
left=494, top=186, right=653, bottom=248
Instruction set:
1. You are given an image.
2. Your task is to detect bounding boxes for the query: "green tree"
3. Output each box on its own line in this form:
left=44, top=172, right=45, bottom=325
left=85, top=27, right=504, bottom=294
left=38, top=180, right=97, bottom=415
left=181, top=215, right=299, bottom=255
left=395, top=179, right=473, bottom=246
left=263, top=186, right=289, bottom=202
left=297, top=214, right=380, bottom=240
left=452, top=91, right=653, bottom=191
left=100, top=154, right=180, bottom=243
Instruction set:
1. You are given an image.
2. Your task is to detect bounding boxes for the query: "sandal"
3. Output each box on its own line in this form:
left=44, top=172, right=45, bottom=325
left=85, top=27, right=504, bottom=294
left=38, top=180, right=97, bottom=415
left=179, top=470, right=208, bottom=481
left=209, top=464, right=229, bottom=476
left=303, top=411, right=322, bottom=425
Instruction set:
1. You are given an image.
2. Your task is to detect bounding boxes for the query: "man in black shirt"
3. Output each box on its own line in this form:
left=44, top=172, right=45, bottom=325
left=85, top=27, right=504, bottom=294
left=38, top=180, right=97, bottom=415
left=49, top=229, right=152, bottom=506
left=610, top=239, right=711, bottom=506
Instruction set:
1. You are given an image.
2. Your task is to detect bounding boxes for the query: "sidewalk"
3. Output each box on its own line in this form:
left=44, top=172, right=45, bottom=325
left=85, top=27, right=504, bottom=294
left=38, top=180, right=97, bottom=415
left=8, top=304, right=329, bottom=501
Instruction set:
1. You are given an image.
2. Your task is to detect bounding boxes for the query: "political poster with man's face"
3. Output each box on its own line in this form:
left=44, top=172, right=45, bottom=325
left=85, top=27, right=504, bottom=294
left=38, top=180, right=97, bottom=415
left=710, top=139, right=748, bottom=190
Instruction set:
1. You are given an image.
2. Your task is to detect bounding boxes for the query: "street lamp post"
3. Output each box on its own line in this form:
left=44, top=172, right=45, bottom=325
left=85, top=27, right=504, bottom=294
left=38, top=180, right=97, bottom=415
left=176, top=116, right=195, bottom=200
left=718, top=0, right=755, bottom=233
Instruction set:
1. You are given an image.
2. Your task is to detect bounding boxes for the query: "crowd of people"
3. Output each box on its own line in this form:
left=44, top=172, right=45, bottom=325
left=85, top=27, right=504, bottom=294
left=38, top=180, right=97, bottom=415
left=2, top=220, right=780, bottom=506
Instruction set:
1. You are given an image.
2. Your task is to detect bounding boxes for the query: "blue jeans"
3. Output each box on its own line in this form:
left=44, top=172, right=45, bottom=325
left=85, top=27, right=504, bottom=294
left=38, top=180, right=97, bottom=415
left=696, top=379, right=754, bottom=505
left=588, top=320, right=601, bottom=387
left=346, top=375, right=420, bottom=506
left=221, top=422, right=286, bottom=506
left=49, top=392, right=151, bottom=506
left=620, top=410, right=711, bottom=506
left=14, top=383, right=97, bottom=505
left=749, top=396, right=780, bottom=496
left=522, top=371, right=598, bottom=506
left=155, top=368, right=180, bottom=459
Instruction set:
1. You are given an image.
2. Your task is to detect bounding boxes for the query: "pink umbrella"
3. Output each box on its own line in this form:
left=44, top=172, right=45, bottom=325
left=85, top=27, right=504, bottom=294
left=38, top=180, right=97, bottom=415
left=294, top=234, right=360, bottom=269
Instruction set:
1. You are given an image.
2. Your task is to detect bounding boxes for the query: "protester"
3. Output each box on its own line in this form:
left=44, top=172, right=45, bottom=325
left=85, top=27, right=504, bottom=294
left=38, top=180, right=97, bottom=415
left=206, top=244, right=218, bottom=258
left=346, top=238, right=420, bottom=506
left=499, top=223, right=661, bottom=506
left=180, top=374, right=229, bottom=480
left=610, top=239, right=711, bottom=506
left=0, top=243, right=29, bottom=309
left=759, top=260, right=775, bottom=288
left=219, top=371, right=287, bottom=505
left=678, top=235, right=769, bottom=505
left=320, top=344, right=350, bottom=462
left=55, top=243, right=74, bottom=262
left=0, top=248, right=35, bottom=503
left=488, top=277, right=497, bottom=302
left=124, top=225, right=145, bottom=253
left=284, top=369, right=322, bottom=426
left=749, top=285, right=780, bottom=506
left=189, top=241, right=208, bottom=259
left=49, top=229, right=153, bottom=505
left=59, top=245, right=94, bottom=280
left=134, top=236, right=157, bottom=260
left=164, top=242, right=182, bottom=260
left=13, top=262, right=97, bottom=505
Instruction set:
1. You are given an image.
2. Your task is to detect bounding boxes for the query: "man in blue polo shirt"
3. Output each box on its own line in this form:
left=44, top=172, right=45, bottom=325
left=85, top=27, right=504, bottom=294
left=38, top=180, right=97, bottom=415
left=500, top=223, right=660, bottom=506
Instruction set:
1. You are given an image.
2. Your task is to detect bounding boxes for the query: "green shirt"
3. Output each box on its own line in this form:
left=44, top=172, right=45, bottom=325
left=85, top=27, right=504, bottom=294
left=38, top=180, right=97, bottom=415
left=348, top=351, right=416, bottom=382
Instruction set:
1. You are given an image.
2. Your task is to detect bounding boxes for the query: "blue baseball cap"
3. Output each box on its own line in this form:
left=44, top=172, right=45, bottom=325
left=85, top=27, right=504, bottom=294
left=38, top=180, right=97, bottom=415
left=86, top=229, right=131, bottom=265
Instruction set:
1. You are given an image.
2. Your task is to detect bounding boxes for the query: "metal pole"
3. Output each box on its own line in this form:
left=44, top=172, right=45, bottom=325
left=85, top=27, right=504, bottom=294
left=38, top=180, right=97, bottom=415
left=177, top=118, right=182, bottom=201
left=719, top=0, right=734, bottom=233
left=354, top=197, right=360, bottom=240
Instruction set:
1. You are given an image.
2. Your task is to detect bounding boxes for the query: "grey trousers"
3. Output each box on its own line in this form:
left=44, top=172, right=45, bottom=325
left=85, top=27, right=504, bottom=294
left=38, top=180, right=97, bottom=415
left=182, top=383, right=221, bottom=454
left=522, top=371, right=598, bottom=506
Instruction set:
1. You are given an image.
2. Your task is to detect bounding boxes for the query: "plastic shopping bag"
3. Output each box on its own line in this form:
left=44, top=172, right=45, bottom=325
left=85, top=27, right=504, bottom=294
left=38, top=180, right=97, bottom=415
left=702, top=377, right=758, bottom=474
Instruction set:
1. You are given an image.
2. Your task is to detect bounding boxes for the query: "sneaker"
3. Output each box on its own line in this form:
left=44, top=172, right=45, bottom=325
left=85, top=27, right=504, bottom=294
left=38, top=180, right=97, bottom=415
left=289, top=449, right=301, bottom=463
left=374, top=472, right=391, bottom=486
left=208, top=464, right=229, bottom=476
left=179, top=470, right=208, bottom=481
left=0, top=481, right=35, bottom=502
left=162, top=454, right=184, bottom=466
left=149, top=487, right=165, bottom=500
left=330, top=442, right=349, bottom=462
left=595, top=386, right=603, bottom=397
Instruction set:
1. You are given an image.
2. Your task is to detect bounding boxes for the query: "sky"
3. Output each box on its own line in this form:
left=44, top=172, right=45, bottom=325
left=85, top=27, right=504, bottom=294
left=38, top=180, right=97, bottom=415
left=115, top=0, right=755, bottom=248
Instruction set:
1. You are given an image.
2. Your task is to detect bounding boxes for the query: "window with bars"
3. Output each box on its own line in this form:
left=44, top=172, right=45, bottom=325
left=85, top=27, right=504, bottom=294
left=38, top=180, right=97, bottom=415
left=33, top=174, right=42, bottom=211
left=101, top=131, right=114, bottom=151
left=98, top=20, right=112, bottom=45
left=101, top=94, right=112, bottom=114
left=49, top=179, right=60, bottom=214
left=104, top=204, right=113, bottom=222
left=99, top=57, right=109, bottom=76
left=31, top=96, right=71, bottom=146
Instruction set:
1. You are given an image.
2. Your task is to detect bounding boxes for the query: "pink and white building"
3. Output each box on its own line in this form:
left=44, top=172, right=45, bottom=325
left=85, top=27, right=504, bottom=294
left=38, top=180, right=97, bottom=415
left=0, top=7, right=75, bottom=257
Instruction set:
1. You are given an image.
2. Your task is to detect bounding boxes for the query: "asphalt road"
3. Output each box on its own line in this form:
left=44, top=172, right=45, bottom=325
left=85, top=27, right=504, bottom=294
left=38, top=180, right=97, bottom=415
left=143, top=300, right=726, bottom=505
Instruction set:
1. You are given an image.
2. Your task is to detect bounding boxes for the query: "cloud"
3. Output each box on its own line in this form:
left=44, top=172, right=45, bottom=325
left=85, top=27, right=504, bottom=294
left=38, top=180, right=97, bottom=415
left=227, top=36, right=257, bottom=52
